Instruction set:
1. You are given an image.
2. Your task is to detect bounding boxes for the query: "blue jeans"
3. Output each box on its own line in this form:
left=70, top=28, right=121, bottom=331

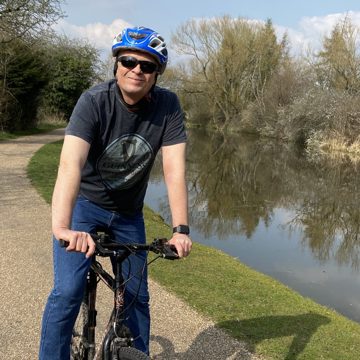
left=39, top=196, right=150, bottom=359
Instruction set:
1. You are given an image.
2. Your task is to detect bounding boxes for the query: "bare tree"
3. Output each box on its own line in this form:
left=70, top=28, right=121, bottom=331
left=0, top=0, right=64, bottom=43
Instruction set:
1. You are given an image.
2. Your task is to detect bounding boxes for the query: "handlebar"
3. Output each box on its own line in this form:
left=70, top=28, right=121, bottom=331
left=59, top=233, right=179, bottom=260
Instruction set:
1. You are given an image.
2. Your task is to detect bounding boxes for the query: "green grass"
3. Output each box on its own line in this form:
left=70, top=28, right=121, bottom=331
left=27, top=140, right=63, bottom=201
left=27, top=140, right=360, bottom=360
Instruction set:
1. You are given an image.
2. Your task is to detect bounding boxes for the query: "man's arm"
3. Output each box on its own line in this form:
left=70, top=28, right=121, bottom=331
left=162, top=142, right=192, bottom=258
left=52, top=135, right=95, bottom=257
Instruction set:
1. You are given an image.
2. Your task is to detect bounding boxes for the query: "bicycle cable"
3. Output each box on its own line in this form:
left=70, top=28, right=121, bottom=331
left=113, top=250, right=153, bottom=338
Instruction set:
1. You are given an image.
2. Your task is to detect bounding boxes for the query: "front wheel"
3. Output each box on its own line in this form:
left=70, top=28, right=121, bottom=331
left=70, top=302, right=90, bottom=359
left=114, top=346, right=150, bottom=360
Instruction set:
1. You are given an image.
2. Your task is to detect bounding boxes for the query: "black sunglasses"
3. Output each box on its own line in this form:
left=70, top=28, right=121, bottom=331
left=118, top=56, right=158, bottom=74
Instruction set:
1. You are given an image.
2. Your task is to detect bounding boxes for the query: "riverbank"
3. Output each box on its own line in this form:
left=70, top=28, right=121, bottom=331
left=26, top=131, right=360, bottom=359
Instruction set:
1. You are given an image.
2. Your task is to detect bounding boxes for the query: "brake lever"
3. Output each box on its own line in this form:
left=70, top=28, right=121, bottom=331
left=152, top=238, right=179, bottom=260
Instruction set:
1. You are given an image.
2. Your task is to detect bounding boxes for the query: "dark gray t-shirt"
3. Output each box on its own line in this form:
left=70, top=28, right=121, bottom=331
left=66, top=79, right=186, bottom=215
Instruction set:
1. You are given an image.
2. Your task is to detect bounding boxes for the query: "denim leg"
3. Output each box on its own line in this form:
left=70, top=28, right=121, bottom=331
left=39, top=197, right=101, bottom=359
left=39, top=196, right=150, bottom=358
left=110, top=213, right=150, bottom=355
left=39, top=238, right=91, bottom=360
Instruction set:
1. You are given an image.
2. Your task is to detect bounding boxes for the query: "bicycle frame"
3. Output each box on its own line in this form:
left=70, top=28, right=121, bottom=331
left=88, top=249, right=134, bottom=359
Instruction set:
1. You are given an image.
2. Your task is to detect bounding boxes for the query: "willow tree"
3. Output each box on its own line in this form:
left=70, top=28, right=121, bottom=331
left=305, top=16, right=360, bottom=145
left=171, top=16, right=285, bottom=129
left=316, top=16, right=360, bottom=93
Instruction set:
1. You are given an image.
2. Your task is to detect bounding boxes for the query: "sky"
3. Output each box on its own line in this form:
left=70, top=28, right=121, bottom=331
left=55, top=0, right=360, bottom=60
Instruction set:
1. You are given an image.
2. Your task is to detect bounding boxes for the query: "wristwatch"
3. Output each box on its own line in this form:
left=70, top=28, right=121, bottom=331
left=172, top=225, right=190, bottom=235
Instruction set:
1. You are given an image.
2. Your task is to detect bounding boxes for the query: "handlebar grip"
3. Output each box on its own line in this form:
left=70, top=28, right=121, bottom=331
left=59, top=239, right=68, bottom=248
left=163, top=244, right=179, bottom=260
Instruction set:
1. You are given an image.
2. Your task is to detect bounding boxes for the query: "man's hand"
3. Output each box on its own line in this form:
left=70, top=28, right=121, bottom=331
left=54, top=229, right=96, bottom=258
left=168, top=233, right=192, bottom=258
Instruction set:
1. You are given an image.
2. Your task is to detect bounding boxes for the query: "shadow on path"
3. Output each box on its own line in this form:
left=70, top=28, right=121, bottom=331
left=151, top=325, right=254, bottom=359
left=220, top=313, right=330, bottom=360
left=151, top=313, right=330, bottom=359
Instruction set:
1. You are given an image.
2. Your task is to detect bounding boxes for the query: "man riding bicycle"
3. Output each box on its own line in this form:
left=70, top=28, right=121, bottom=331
left=39, top=26, right=192, bottom=359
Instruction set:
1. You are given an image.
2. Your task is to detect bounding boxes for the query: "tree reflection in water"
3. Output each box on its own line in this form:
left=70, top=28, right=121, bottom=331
left=151, top=128, right=360, bottom=270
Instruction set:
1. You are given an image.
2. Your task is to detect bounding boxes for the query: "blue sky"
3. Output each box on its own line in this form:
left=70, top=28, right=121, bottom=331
left=56, top=0, right=360, bottom=58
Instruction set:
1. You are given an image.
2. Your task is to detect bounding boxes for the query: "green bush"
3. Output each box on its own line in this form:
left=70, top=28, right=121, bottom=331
left=40, top=37, right=100, bottom=120
left=0, top=39, right=48, bottom=131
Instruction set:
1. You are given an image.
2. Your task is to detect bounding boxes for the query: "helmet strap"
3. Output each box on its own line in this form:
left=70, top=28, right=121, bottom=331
left=113, top=60, right=118, bottom=77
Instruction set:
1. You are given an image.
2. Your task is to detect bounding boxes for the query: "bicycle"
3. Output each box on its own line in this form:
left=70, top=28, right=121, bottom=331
left=60, top=233, right=179, bottom=360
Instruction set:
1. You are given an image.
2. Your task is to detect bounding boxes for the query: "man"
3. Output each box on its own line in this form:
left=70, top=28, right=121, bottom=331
left=39, top=26, right=192, bottom=359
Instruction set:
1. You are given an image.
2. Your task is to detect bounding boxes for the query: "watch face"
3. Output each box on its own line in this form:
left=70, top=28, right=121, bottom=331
left=173, top=225, right=190, bottom=234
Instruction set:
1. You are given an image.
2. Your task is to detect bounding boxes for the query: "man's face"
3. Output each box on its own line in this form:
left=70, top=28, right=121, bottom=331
left=115, top=50, right=158, bottom=105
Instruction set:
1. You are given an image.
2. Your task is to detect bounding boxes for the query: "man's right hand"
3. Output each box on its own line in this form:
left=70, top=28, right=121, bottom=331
left=55, top=229, right=96, bottom=258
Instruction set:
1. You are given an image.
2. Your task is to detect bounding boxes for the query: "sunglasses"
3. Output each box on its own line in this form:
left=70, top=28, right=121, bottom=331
left=118, top=56, right=158, bottom=74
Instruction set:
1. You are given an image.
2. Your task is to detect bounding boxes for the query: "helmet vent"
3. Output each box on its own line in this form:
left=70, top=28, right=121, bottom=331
left=149, top=39, right=160, bottom=48
left=128, top=31, right=147, bottom=40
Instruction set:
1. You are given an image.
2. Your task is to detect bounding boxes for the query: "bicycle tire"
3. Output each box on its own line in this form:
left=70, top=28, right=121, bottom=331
left=114, top=346, right=150, bottom=360
left=70, top=302, right=90, bottom=360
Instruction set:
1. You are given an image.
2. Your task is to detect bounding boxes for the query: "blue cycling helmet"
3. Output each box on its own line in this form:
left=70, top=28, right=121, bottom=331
left=112, top=26, right=168, bottom=74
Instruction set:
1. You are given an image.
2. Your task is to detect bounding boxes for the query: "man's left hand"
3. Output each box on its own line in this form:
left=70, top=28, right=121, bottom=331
left=168, top=234, right=192, bottom=258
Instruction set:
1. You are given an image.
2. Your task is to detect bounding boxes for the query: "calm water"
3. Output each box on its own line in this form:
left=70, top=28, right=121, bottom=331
left=145, top=128, right=360, bottom=323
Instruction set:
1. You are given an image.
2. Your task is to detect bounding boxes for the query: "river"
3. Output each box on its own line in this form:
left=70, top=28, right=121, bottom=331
left=145, top=128, right=360, bottom=323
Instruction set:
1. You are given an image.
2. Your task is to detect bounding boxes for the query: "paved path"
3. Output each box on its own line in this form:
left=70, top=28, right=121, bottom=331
left=0, top=129, right=261, bottom=359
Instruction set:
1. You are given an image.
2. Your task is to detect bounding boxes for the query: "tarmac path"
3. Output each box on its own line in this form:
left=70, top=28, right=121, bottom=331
left=0, top=129, right=261, bottom=360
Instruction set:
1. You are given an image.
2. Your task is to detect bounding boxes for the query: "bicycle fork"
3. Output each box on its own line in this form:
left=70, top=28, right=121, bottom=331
left=86, top=269, right=98, bottom=359
left=102, top=257, right=130, bottom=358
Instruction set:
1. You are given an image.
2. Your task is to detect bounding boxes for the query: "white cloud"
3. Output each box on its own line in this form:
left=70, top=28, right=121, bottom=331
left=277, top=11, right=360, bottom=56
left=300, top=11, right=360, bottom=35
left=53, top=11, right=360, bottom=61
left=53, top=18, right=132, bottom=56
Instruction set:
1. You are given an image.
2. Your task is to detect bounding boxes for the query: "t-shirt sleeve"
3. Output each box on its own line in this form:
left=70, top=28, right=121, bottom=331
left=65, top=92, right=98, bottom=144
left=161, top=93, right=187, bottom=146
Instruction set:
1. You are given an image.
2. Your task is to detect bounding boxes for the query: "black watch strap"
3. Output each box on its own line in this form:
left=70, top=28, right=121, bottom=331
left=173, top=225, right=190, bottom=235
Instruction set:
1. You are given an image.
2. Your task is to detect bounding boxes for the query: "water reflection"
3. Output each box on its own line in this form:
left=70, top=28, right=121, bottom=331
left=152, top=128, right=360, bottom=270
left=281, top=156, right=360, bottom=271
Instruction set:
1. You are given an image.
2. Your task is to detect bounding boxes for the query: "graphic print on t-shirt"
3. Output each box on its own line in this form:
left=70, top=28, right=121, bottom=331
left=97, top=134, right=153, bottom=190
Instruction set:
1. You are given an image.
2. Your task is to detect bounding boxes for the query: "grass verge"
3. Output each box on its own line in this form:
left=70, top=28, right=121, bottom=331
left=27, top=139, right=360, bottom=360
left=0, top=120, right=66, bottom=141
